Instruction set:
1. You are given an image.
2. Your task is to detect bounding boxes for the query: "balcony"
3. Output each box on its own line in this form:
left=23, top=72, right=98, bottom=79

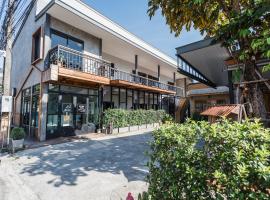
left=44, top=45, right=183, bottom=95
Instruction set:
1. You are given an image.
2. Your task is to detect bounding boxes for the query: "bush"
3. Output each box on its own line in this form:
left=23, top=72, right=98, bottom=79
left=10, top=127, right=25, bottom=140
left=103, top=109, right=167, bottom=128
left=147, top=119, right=270, bottom=199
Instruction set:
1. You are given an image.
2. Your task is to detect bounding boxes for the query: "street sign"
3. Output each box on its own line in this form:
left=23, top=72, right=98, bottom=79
left=1, top=96, right=13, bottom=113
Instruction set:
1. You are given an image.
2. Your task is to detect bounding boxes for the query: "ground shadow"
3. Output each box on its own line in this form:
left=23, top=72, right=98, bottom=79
left=18, top=133, right=152, bottom=187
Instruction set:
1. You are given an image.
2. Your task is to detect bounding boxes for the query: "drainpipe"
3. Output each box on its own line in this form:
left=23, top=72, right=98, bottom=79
left=157, top=65, right=160, bottom=82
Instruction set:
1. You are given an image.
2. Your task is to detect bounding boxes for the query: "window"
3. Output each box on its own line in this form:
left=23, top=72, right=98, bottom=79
left=217, top=99, right=226, bottom=105
left=127, top=90, right=133, bottom=110
left=195, top=101, right=208, bottom=113
left=21, top=88, right=31, bottom=126
left=32, top=28, right=43, bottom=63
left=120, top=88, right=127, bottom=109
left=112, top=87, right=119, bottom=108
left=51, top=30, right=84, bottom=52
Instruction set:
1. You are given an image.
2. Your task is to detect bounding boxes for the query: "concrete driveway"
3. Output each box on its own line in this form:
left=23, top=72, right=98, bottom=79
left=0, top=132, right=151, bottom=200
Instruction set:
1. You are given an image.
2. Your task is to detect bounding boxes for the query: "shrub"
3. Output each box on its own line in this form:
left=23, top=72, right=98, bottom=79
left=147, top=119, right=270, bottom=199
left=103, top=109, right=167, bottom=128
left=10, top=127, right=25, bottom=140
left=103, top=109, right=128, bottom=128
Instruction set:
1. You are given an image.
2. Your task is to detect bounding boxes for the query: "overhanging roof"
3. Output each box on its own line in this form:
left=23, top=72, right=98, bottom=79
left=201, top=105, right=240, bottom=117
left=176, top=38, right=230, bottom=86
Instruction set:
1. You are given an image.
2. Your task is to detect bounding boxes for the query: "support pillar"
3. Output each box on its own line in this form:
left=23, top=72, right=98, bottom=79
left=158, top=65, right=160, bottom=81
left=39, top=83, right=48, bottom=141
left=228, top=70, right=234, bottom=104
left=135, top=55, right=138, bottom=75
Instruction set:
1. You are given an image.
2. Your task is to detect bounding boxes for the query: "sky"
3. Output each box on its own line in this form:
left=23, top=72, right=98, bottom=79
left=83, top=0, right=203, bottom=58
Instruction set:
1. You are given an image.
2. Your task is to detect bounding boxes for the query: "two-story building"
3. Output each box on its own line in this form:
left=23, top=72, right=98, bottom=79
left=10, top=0, right=186, bottom=141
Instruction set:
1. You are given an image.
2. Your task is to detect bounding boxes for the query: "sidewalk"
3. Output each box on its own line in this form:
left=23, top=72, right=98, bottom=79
left=23, top=126, right=156, bottom=150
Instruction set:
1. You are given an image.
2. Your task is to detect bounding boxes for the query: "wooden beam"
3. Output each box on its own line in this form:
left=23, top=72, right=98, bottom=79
left=255, top=69, right=270, bottom=91
left=234, top=79, right=270, bottom=85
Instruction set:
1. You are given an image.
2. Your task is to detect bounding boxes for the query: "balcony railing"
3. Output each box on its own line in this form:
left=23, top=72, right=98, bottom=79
left=48, top=45, right=184, bottom=95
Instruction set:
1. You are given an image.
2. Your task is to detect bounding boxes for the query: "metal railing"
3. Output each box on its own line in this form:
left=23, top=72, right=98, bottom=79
left=49, top=45, right=112, bottom=78
left=48, top=45, right=184, bottom=95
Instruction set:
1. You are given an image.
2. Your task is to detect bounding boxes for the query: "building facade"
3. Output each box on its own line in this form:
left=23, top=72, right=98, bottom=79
left=10, top=0, right=185, bottom=141
left=176, top=38, right=270, bottom=121
left=187, top=83, right=230, bottom=119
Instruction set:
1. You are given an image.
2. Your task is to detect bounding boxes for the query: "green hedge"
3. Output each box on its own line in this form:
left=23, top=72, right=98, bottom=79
left=103, top=109, right=166, bottom=128
left=147, top=119, right=270, bottom=199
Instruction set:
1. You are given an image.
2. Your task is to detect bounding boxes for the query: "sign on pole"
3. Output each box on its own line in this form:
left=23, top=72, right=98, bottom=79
left=1, top=96, right=13, bottom=113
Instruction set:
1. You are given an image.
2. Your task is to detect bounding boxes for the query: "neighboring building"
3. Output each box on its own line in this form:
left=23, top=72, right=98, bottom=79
left=10, top=0, right=186, bottom=141
left=176, top=38, right=270, bottom=120
left=187, top=83, right=229, bottom=118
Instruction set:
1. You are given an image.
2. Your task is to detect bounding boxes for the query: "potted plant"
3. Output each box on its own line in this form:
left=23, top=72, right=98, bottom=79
left=10, top=127, right=25, bottom=152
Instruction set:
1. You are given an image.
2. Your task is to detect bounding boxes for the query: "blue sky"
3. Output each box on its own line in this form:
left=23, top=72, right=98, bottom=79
left=83, top=0, right=203, bottom=58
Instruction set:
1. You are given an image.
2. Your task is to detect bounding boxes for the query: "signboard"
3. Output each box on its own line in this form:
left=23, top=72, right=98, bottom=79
left=77, top=104, right=86, bottom=113
left=1, top=96, right=13, bottom=113
left=62, top=103, right=72, bottom=113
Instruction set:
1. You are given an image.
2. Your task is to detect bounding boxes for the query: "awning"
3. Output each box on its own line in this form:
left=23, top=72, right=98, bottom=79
left=201, top=105, right=241, bottom=117
left=176, top=38, right=230, bottom=87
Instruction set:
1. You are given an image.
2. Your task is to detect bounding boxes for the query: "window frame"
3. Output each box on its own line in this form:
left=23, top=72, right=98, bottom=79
left=50, top=29, right=84, bottom=52
left=31, top=27, right=43, bottom=64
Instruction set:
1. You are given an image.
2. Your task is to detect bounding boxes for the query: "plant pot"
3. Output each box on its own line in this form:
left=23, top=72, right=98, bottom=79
left=139, top=124, right=147, bottom=130
left=153, top=123, right=160, bottom=128
left=112, top=128, right=119, bottom=134
left=12, top=139, right=24, bottom=153
left=129, top=125, right=138, bottom=132
left=119, top=127, right=129, bottom=133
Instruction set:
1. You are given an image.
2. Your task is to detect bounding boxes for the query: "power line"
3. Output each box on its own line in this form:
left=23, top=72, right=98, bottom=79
left=0, top=0, right=8, bottom=26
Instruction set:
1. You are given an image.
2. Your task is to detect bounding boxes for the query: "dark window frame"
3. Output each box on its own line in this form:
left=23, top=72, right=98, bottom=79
left=50, top=29, right=84, bottom=51
left=32, top=27, right=43, bottom=64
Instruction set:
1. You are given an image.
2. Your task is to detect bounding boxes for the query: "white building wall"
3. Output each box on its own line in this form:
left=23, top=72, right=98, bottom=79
left=36, top=0, right=51, bottom=15
left=11, top=3, right=46, bottom=91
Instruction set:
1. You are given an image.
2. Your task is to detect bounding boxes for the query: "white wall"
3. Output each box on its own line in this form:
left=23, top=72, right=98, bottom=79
left=11, top=3, right=45, bottom=91
left=36, top=0, right=51, bottom=15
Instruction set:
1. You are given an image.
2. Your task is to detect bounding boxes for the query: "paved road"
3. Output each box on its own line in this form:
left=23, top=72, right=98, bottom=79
left=0, top=132, right=151, bottom=200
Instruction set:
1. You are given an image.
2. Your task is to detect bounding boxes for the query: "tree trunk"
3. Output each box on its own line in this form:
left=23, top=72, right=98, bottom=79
left=243, top=62, right=267, bottom=119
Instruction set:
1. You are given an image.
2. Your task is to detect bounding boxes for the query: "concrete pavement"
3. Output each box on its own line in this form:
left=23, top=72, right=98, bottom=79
left=0, top=131, right=152, bottom=200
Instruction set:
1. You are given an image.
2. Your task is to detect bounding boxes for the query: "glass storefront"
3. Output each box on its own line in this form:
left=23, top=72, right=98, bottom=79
left=102, top=86, right=160, bottom=110
left=45, top=84, right=176, bottom=139
left=21, top=84, right=40, bottom=139
left=46, top=84, right=99, bottom=139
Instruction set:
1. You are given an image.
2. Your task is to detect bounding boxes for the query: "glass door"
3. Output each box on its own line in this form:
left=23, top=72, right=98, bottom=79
left=88, top=95, right=99, bottom=125
left=74, top=96, right=87, bottom=131
left=60, top=94, right=74, bottom=136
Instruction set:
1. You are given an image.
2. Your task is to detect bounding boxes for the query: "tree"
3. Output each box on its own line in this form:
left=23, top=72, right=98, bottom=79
left=148, top=0, right=270, bottom=119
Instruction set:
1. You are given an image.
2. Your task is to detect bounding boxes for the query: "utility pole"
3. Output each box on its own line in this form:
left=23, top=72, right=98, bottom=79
left=2, top=0, right=16, bottom=96
left=0, top=0, right=16, bottom=146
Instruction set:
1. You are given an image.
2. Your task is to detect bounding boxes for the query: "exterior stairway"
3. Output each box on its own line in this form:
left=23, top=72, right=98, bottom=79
left=175, top=97, right=189, bottom=123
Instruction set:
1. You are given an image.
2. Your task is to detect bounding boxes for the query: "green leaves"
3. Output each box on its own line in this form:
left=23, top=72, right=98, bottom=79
left=146, top=119, right=270, bottom=199
left=148, top=0, right=270, bottom=75
left=103, top=109, right=166, bottom=128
